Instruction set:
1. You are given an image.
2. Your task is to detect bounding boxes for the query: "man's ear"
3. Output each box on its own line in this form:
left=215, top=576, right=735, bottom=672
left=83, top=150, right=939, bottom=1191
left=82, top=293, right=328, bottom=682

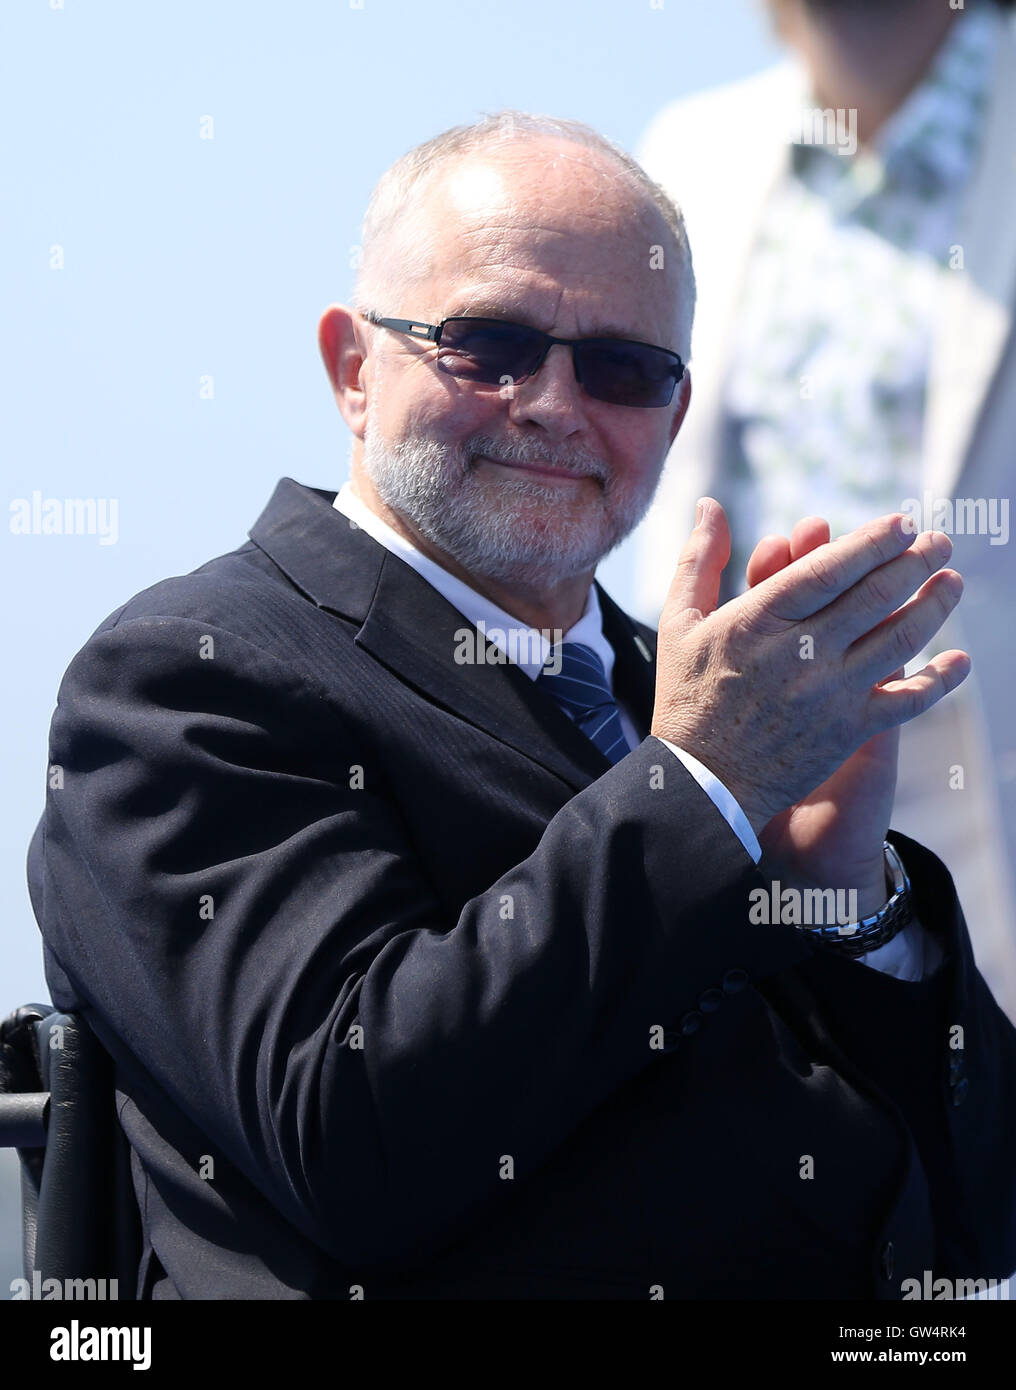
left=668, top=369, right=692, bottom=447
left=318, top=305, right=371, bottom=440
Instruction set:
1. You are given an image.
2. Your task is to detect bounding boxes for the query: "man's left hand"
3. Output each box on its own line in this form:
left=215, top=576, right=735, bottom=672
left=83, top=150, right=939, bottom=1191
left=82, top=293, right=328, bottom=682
left=746, top=518, right=901, bottom=917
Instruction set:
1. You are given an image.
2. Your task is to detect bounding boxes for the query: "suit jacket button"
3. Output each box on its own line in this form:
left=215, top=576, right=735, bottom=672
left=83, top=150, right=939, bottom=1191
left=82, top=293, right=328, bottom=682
left=879, top=1241, right=895, bottom=1281
left=680, top=1010, right=703, bottom=1036
left=698, top=988, right=723, bottom=1013
left=721, top=969, right=749, bottom=995
left=951, top=1077, right=969, bottom=1106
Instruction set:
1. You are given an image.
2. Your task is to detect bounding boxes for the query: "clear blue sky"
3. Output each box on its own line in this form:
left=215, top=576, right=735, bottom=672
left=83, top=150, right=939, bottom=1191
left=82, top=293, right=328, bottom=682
left=1, top=0, right=781, bottom=1004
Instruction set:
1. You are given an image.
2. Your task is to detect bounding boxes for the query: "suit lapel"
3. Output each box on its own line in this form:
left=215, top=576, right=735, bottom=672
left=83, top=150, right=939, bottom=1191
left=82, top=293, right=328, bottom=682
left=356, top=549, right=613, bottom=789
left=250, top=479, right=655, bottom=792
left=925, top=21, right=1016, bottom=500
left=679, top=63, right=804, bottom=498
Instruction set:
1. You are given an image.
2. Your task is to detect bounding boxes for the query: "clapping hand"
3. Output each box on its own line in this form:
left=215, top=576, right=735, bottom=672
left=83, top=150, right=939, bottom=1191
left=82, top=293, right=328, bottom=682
left=651, top=499, right=970, bottom=912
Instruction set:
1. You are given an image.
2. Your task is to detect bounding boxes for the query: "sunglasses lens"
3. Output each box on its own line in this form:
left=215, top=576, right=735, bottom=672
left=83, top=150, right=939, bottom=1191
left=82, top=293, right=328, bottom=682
left=576, top=342, right=683, bottom=407
left=434, top=318, right=682, bottom=406
left=436, top=319, right=542, bottom=385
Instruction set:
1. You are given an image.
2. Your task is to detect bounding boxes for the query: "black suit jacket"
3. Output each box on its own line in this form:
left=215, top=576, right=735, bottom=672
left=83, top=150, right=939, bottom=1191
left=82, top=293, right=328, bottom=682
left=26, top=478, right=1016, bottom=1299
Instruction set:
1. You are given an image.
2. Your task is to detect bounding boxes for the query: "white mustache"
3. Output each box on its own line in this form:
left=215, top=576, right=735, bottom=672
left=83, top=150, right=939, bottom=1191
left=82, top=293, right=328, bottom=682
left=466, top=437, right=609, bottom=481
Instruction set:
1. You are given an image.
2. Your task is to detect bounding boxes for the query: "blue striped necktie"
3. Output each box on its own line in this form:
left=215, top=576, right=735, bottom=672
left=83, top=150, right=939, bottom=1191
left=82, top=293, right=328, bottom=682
left=538, top=641, right=631, bottom=765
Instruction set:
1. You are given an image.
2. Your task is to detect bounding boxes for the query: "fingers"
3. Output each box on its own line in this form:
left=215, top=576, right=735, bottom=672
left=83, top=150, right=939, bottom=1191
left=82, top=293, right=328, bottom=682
left=759, top=513, right=916, bottom=622
left=877, top=666, right=906, bottom=687
left=846, top=568, right=964, bottom=686
left=746, top=535, right=790, bottom=588
left=868, top=648, right=972, bottom=730
left=663, top=497, right=732, bottom=619
left=747, top=517, right=830, bottom=588
left=789, top=516, right=830, bottom=562
left=821, top=529, right=955, bottom=650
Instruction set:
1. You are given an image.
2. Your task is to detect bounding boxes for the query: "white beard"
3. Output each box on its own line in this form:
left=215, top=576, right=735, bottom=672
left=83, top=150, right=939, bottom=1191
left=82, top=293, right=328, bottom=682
left=360, top=419, right=659, bottom=586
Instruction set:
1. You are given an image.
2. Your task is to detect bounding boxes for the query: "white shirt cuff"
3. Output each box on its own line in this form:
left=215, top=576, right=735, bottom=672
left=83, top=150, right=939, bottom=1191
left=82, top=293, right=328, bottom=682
left=655, top=738, right=934, bottom=981
left=656, top=738, right=762, bottom=864
left=850, top=920, right=937, bottom=981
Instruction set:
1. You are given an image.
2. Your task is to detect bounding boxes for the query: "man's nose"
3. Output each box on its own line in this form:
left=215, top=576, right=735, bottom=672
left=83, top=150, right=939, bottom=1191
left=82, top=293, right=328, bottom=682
left=506, top=343, right=587, bottom=434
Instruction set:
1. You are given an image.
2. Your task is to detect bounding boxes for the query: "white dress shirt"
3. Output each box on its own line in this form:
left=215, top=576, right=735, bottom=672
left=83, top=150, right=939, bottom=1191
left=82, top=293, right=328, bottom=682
left=333, top=483, right=932, bottom=981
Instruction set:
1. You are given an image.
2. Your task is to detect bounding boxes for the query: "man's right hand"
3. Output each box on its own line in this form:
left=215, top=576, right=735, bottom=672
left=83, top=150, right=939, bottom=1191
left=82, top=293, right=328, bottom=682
left=650, top=497, right=971, bottom=836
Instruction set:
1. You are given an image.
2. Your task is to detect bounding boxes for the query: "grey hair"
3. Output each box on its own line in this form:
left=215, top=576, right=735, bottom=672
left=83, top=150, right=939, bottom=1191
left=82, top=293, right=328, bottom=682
left=352, top=110, right=695, bottom=363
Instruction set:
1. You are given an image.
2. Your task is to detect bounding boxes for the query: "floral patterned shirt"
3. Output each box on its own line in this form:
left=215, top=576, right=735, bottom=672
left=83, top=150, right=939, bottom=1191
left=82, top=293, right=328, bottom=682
left=721, top=1, right=1000, bottom=580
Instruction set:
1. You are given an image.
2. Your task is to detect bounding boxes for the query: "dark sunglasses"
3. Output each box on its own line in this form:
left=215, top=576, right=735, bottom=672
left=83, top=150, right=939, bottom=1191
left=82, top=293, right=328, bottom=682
left=364, top=313, right=685, bottom=408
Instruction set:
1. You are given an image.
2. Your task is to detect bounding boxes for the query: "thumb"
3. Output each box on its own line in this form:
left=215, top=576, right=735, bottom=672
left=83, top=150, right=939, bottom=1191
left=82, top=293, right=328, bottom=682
left=663, top=496, right=732, bottom=622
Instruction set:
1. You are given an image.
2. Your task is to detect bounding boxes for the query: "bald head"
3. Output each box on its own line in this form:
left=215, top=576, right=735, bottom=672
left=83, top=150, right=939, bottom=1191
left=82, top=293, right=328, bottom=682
left=353, top=113, right=695, bottom=363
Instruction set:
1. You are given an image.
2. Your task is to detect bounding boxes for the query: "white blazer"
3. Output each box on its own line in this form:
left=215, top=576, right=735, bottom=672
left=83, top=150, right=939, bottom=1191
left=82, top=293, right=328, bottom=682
left=634, top=23, right=1016, bottom=1019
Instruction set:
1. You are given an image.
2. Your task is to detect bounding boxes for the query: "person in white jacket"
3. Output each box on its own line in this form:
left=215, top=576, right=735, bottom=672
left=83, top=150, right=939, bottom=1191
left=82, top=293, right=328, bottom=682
left=636, top=0, right=1016, bottom=1021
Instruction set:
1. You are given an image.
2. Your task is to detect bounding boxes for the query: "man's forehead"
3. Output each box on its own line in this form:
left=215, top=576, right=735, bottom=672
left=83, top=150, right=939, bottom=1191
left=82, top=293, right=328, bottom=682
left=424, top=146, right=668, bottom=253
left=414, top=168, right=668, bottom=302
left=442, top=161, right=515, bottom=220
left=438, top=281, right=650, bottom=340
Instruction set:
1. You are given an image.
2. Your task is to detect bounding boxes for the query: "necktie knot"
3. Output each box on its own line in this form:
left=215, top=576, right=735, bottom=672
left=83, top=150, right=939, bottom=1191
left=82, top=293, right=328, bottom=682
left=538, top=642, right=630, bottom=764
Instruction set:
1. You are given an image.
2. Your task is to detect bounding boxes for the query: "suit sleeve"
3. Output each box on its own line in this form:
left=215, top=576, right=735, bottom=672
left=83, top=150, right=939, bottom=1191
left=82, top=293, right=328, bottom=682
left=787, top=832, right=1016, bottom=1282
left=33, top=612, right=831, bottom=1270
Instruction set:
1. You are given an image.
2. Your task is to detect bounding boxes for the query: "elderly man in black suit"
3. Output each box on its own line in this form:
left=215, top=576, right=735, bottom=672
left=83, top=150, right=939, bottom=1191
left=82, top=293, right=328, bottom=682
left=28, top=111, right=1016, bottom=1299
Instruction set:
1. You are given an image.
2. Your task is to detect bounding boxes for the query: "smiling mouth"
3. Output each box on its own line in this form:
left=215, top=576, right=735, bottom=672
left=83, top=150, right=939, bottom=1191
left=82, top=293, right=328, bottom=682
left=474, top=454, right=594, bottom=481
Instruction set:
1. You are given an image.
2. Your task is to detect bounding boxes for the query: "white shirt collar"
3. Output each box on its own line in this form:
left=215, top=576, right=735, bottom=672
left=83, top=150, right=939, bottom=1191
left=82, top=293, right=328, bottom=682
left=332, top=482, right=615, bottom=682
